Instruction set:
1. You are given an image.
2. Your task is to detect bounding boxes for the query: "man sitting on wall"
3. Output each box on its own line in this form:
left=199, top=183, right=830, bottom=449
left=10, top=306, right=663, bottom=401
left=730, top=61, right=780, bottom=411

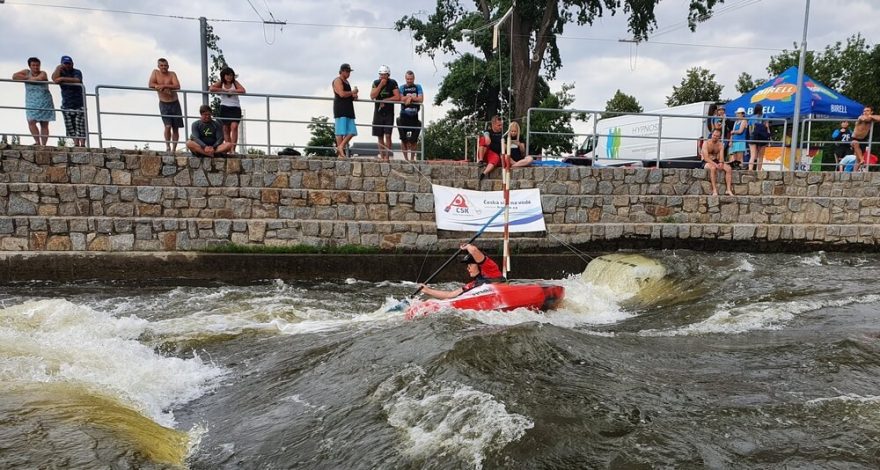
left=701, top=129, right=734, bottom=196
left=186, top=105, right=234, bottom=157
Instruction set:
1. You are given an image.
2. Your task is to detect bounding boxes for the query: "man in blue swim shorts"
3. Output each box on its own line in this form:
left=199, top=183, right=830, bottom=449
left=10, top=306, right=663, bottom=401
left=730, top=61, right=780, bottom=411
left=332, top=63, right=358, bottom=158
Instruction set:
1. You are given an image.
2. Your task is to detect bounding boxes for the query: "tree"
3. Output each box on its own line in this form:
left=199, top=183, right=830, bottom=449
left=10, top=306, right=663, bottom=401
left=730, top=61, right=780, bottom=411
left=304, top=116, right=336, bottom=157
left=205, top=22, right=228, bottom=111
left=526, top=82, right=577, bottom=155
left=423, top=115, right=475, bottom=160
left=666, top=67, right=723, bottom=106
left=734, top=72, right=765, bottom=94
left=767, top=34, right=880, bottom=109
left=397, top=0, right=723, bottom=124
left=602, top=89, right=642, bottom=120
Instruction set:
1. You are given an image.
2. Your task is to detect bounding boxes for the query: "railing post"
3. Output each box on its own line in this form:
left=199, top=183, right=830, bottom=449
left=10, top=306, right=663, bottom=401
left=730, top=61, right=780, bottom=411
left=655, top=115, right=664, bottom=168
left=525, top=108, right=531, bottom=159
left=266, top=95, right=271, bottom=155
left=94, top=85, right=103, bottom=149
left=182, top=90, right=189, bottom=150
left=82, top=84, right=91, bottom=148
left=420, top=104, right=426, bottom=161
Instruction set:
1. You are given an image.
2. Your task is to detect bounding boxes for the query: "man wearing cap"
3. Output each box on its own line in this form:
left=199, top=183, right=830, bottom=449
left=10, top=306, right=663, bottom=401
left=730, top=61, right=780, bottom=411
left=370, top=65, right=400, bottom=160
left=52, top=55, right=86, bottom=147
left=418, top=243, right=505, bottom=300
left=332, top=63, right=358, bottom=158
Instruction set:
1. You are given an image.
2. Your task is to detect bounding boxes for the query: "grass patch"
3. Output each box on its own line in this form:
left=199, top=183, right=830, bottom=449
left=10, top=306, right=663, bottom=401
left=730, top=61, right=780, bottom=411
left=203, top=243, right=382, bottom=254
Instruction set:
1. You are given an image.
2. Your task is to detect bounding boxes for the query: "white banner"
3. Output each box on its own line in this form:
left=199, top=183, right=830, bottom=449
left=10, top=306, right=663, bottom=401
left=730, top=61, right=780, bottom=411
left=431, top=184, right=546, bottom=232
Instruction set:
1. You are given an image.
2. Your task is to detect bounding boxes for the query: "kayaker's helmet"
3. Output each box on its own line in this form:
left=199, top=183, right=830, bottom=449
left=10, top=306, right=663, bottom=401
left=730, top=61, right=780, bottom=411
left=460, top=253, right=477, bottom=264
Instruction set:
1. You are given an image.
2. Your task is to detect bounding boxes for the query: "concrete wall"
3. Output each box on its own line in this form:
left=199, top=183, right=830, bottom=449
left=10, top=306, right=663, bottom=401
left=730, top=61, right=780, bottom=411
left=2, top=146, right=880, bottom=253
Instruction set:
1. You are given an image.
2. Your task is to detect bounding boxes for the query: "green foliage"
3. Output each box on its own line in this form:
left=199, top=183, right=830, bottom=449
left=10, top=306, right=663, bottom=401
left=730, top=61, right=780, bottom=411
left=734, top=72, right=766, bottom=94
left=423, top=114, right=476, bottom=160
left=398, top=0, right=723, bottom=123
left=767, top=34, right=880, bottom=108
left=527, top=83, right=577, bottom=155
left=205, top=22, right=227, bottom=112
left=57, top=137, right=67, bottom=148
left=246, top=147, right=266, bottom=155
left=305, top=116, right=336, bottom=157
left=666, top=67, right=723, bottom=106
left=602, top=89, right=643, bottom=120
left=203, top=243, right=381, bottom=254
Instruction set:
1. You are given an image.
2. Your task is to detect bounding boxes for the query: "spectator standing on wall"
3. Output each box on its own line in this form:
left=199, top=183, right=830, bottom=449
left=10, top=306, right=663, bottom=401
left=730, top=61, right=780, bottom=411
left=186, top=104, right=233, bottom=157
left=370, top=65, right=400, bottom=161
left=51, top=55, right=86, bottom=147
left=728, top=107, right=748, bottom=169
left=748, top=103, right=771, bottom=171
left=397, top=70, right=423, bottom=161
left=209, top=67, right=245, bottom=155
left=12, top=57, right=55, bottom=146
left=332, top=63, right=358, bottom=158
left=148, top=58, right=183, bottom=153
left=851, top=105, right=880, bottom=172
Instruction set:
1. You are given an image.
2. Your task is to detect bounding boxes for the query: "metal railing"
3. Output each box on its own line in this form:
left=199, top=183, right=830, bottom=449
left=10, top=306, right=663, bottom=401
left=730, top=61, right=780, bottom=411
left=797, top=116, right=876, bottom=172
left=92, top=84, right=425, bottom=159
left=0, top=78, right=90, bottom=147
left=526, top=107, right=789, bottom=169
left=1, top=77, right=426, bottom=158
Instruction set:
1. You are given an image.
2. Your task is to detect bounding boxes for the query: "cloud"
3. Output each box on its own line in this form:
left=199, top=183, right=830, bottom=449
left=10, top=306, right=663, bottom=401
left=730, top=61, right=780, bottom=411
left=1, top=0, right=878, bottom=150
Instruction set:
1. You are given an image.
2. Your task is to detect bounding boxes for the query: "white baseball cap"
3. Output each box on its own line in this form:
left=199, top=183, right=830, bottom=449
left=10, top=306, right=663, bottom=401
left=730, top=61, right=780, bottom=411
left=378, top=65, right=390, bottom=75
left=736, top=107, right=746, bottom=114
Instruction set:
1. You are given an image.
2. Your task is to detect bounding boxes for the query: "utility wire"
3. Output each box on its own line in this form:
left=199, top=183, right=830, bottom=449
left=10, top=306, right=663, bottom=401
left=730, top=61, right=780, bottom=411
left=7, top=0, right=786, bottom=52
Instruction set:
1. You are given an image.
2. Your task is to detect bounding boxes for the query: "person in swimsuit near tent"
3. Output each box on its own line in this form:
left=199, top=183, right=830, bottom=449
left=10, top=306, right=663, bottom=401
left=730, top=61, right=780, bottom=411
left=418, top=244, right=505, bottom=299
left=851, top=105, right=880, bottom=172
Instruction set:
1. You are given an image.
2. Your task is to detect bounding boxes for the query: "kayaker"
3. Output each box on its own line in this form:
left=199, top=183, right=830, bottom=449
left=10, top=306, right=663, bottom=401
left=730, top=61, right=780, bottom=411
left=419, top=243, right=505, bottom=299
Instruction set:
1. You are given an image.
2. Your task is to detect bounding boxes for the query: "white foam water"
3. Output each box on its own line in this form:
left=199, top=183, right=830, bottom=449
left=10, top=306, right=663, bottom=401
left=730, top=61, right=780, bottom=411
left=641, top=294, right=880, bottom=337
left=0, top=299, right=224, bottom=428
left=373, top=365, right=533, bottom=468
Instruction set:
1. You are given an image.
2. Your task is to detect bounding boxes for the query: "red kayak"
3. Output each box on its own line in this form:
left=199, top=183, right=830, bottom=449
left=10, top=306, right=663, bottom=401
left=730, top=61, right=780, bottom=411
left=405, top=282, right=565, bottom=320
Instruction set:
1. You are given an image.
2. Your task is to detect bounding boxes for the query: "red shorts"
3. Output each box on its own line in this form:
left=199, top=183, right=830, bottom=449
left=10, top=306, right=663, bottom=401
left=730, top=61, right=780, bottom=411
left=479, top=136, right=501, bottom=166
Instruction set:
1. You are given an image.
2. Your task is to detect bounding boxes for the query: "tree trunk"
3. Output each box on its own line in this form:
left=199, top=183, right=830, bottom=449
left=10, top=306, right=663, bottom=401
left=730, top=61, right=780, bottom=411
left=510, top=0, right=558, bottom=126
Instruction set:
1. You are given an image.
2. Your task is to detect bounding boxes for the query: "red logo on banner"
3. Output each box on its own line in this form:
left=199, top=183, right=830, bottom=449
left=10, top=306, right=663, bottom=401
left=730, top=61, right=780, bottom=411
left=445, top=194, right=469, bottom=213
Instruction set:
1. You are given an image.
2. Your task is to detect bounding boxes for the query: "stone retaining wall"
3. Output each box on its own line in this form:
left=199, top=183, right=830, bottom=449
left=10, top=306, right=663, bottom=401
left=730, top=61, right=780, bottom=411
left=2, top=147, right=879, bottom=252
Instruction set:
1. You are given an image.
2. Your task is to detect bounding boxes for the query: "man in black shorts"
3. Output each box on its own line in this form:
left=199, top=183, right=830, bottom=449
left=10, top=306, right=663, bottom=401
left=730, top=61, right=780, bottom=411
left=370, top=65, right=400, bottom=160
left=148, top=58, right=183, bottom=153
left=701, top=129, right=734, bottom=196
left=397, top=70, right=423, bottom=161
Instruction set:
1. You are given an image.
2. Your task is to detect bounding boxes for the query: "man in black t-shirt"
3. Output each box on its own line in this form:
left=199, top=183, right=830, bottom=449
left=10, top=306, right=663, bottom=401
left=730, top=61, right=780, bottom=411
left=370, top=65, right=400, bottom=160
left=186, top=105, right=233, bottom=157
left=397, top=70, right=424, bottom=161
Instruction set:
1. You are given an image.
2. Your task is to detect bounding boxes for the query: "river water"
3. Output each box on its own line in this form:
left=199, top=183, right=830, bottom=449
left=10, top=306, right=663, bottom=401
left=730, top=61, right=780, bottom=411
left=2, top=250, right=880, bottom=469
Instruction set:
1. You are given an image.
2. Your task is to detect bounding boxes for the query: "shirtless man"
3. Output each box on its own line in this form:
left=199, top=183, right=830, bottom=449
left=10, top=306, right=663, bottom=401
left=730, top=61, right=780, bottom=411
left=702, top=129, right=734, bottom=196
left=148, top=58, right=183, bottom=152
left=851, top=105, right=880, bottom=172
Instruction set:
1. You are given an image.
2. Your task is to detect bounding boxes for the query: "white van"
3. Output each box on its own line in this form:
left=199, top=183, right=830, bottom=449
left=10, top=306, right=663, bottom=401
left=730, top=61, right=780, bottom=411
left=575, top=101, right=715, bottom=168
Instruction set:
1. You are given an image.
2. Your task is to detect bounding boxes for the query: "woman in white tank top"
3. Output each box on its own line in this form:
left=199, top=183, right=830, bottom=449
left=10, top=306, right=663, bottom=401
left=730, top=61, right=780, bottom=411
left=209, top=67, right=246, bottom=154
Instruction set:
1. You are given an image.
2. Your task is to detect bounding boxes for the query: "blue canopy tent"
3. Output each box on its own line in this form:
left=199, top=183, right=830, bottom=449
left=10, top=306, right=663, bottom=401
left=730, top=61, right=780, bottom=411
left=724, top=67, right=865, bottom=170
left=724, top=66, right=864, bottom=120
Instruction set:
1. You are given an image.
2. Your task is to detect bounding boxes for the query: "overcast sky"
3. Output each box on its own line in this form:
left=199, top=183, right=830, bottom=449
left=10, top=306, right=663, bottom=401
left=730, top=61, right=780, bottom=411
left=1, top=0, right=878, bottom=151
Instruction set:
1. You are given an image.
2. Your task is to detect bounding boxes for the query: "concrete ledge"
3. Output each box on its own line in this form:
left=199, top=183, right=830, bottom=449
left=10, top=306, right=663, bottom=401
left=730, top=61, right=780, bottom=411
left=0, top=251, right=590, bottom=283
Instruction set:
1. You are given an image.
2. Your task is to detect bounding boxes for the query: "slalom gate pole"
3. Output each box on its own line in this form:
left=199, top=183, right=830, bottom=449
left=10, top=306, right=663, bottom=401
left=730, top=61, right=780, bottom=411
left=502, top=132, right=511, bottom=278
